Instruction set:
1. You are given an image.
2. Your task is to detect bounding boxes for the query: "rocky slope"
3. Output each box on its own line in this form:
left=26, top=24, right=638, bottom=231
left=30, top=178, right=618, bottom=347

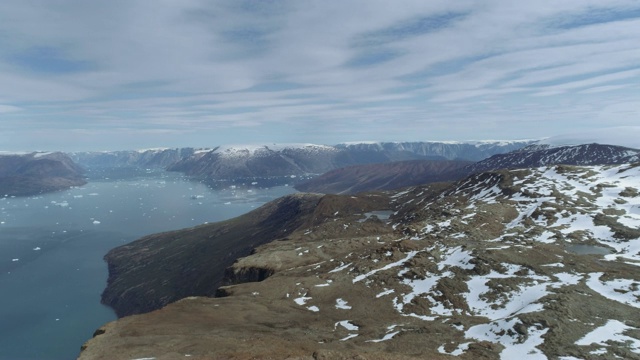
left=0, top=152, right=86, bottom=196
left=80, top=162, right=640, bottom=359
left=462, top=143, right=640, bottom=175
left=295, top=160, right=471, bottom=194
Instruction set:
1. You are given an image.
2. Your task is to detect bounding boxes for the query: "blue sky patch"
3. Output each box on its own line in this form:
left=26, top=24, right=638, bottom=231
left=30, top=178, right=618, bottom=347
left=519, top=66, right=639, bottom=88
left=551, top=7, right=640, bottom=29
left=354, top=12, right=466, bottom=47
left=10, top=46, right=94, bottom=74
left=243, top=81, right=305, bottom=92
left=345, top=48, right=404, bottom=68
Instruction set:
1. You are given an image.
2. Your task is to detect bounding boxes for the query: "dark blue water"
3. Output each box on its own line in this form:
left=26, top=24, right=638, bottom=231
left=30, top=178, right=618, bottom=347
left=0, top=170, right=296, bottom=360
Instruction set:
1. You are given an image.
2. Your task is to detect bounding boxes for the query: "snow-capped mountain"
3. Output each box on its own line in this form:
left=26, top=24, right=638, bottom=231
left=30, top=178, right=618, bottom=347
left=167, top=144, right=340, bottom=180
left=70, top=148, right=204, bottom=169
left=168, top=140, right=536, bottom=181
left=81, top=161, right=640, bottom=359
left=336, top=140, right=538, bottom=161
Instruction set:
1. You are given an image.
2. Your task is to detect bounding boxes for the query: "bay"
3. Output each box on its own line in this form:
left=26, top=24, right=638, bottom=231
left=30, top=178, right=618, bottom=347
left=0, top=169, right=296, bottom=359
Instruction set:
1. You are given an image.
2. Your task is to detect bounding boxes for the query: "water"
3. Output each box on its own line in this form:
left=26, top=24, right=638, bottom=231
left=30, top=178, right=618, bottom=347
left=0, top=169, right=296, bottom=360
left=566, top=244, right=612, bottom=255
left=358, top=210, right=394, bottom=223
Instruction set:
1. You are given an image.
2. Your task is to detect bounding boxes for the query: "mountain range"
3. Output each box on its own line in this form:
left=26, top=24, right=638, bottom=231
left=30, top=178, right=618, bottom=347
left=71, top=140, right=535, bottom=182
left=297, top=143, right=640, bottom=194
left=0, top=140, right=535, bottom=197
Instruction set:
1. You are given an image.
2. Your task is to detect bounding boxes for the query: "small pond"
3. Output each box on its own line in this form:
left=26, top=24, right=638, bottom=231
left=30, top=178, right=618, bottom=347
left=565, top=244, right=612, bottom=255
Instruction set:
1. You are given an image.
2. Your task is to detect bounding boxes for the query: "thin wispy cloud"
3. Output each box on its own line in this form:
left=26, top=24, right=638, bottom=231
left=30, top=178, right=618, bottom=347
left=0, top=0, right=638, bottom=150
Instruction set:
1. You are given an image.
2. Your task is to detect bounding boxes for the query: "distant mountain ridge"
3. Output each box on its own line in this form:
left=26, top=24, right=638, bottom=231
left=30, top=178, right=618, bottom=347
left=335, top=140, right=536, bottom=161
left=295, top=159, right=472, bottom=194
left=298, top=143, right=640, bottom=194
left=0, top=152, right=86, bottom=196
left=166, top=140, right=537, bottom=181
left=70, top=148, right=203, bottom=168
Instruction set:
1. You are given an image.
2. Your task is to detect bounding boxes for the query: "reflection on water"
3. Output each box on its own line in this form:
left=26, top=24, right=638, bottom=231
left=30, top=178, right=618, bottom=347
left=0, top=169, right=295, bottom=360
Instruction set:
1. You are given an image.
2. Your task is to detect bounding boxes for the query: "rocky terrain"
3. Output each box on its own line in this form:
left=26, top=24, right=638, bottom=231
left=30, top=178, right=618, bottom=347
left=80, top=161, right=640, bottom=359
left=463, top=143, right=640, bottom=175
left=0, top=152, right=86, bottom=196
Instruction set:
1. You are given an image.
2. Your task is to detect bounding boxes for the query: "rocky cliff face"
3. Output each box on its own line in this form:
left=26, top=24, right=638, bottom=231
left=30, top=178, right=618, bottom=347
left=100, top=192, right=391, bottom=317
left=0, top=152, right=86, bottom=196
left=80, top=162, right=640, bottom=359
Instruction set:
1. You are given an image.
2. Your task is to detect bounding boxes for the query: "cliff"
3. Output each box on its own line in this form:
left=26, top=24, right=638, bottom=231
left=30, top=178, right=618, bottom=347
left=101, top=192, right=392, bottom=317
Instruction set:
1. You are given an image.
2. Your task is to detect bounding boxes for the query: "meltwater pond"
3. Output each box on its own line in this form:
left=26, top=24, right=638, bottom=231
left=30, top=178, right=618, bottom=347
left=0, top=170, right=296, bottom=360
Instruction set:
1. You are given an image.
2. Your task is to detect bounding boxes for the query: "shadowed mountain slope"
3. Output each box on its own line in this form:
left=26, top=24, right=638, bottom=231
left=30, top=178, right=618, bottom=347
left=0, top=152, right=86, bottom=196
left=295, top=159, right=472, bottom=194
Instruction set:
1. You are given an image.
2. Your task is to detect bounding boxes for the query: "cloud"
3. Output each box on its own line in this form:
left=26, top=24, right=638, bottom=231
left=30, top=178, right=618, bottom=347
left=541, top=126, right=640, bottom=148
left=0, top=104, right=21, bottom=113
left=0, top=0, right=638, bottom=150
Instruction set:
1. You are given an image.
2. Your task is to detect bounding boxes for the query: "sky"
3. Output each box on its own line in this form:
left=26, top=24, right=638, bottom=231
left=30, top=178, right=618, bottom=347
left=0, top=0, right=639, bottom=151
